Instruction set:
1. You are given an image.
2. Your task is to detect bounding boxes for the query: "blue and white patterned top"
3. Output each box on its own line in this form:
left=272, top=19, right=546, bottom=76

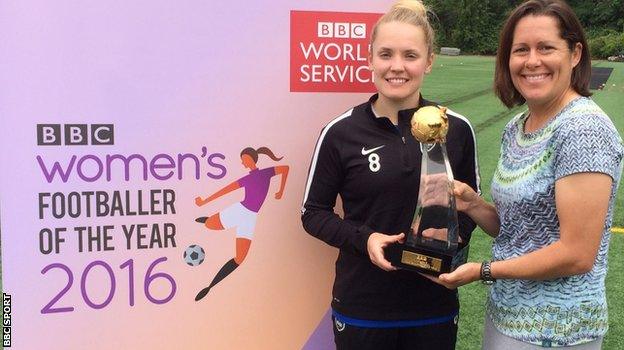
left=488, top=97, right=624, bottom=347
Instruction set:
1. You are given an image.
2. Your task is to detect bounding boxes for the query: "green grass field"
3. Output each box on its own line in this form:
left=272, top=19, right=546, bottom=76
left=422, top=55, right=624, bottom=349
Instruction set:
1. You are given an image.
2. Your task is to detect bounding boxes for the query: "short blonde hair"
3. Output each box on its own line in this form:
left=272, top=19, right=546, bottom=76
left=370, top=0, right=435, bottom=55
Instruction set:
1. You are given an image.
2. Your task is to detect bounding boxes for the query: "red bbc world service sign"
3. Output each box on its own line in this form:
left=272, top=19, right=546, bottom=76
left=290, top=10, right=382, bottom=93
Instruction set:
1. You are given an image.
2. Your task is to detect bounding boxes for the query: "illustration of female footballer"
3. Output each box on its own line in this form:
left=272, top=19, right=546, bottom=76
left=193, top=146, right=289, bottom=301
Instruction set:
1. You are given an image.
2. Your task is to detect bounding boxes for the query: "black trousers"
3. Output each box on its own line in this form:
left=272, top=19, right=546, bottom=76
left=332, top=316, right=458, bottom=350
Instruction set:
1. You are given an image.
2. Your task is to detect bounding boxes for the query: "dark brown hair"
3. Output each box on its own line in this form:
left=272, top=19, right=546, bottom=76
left=494, top=0, right=592, bottom=108
left=240, top=147, right=283, bottom=163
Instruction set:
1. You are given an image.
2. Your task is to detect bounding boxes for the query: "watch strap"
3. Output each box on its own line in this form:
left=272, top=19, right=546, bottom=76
left=480, top=261, right=495, bottom=284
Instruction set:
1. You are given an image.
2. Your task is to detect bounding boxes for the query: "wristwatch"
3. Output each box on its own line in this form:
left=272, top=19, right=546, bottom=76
left=480, top=261, right=496, bottom=285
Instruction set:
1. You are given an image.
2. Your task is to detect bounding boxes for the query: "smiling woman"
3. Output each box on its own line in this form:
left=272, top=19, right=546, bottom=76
left=494, top=0, right=592, bottom=115
left=433, top=1, right=624, bottom=349
left=301, top=1, right=481, bottom=349
left=368, top=21, right=433, bottom=120
left=508, top=15, right=582, bottom=125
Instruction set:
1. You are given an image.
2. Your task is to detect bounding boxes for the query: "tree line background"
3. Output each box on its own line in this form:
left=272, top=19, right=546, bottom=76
left=425, top=0, right=624, bottom=58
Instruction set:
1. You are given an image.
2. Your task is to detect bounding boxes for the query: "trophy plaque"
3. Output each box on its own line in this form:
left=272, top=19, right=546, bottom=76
left=385, top=106, right=468, bottom=276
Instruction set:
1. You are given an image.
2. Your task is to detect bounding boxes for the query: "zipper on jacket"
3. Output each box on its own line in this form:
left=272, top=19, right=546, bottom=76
left=400, top=130, right=415, bottom=170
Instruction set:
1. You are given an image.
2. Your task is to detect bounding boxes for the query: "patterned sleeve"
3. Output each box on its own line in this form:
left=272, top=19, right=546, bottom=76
left=553, top=114, right=624, bottom=180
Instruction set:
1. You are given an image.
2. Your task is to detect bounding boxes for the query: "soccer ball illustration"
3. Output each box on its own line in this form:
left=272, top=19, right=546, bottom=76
left=183, top=244, right=205, bottom=266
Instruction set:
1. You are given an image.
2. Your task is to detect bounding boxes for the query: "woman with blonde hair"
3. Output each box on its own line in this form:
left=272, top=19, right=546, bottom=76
left=301, top=1, right=480, bottom=348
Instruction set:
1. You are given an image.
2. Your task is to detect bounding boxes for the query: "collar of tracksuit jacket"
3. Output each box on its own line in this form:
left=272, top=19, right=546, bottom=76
left=363, top=93, right=438, bottom=173
left=364, top=93, right=438, bottom=133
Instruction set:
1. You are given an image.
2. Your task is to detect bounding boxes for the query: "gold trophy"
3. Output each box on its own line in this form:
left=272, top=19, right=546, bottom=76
left=385, top=106, right=468, bottom=275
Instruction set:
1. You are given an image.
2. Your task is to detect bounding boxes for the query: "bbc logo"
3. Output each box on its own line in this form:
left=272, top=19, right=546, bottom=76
left=37, top=124, right=114, bottom=146
left=317, top=22, right=366, bottom=39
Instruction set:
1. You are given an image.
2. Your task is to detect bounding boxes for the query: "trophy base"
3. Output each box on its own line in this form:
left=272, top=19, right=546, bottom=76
left=385, top=242, right=469, bottom=276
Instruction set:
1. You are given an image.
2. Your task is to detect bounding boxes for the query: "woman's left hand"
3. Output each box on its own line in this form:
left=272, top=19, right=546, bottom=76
left=420, top=262, right=481, bottom=289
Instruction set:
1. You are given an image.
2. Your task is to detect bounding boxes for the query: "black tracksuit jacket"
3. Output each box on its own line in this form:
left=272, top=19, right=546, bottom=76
left=301, top=94, right=480, bottom=321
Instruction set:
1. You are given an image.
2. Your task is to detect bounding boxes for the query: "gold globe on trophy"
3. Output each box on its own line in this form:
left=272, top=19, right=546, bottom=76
left=386, top=104, right=467, bottom=276
left=410, top=106, right=449, bottom=143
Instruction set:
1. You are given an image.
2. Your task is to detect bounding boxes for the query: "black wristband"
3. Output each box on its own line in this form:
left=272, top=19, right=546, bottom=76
left=480, top=261, right=495, bottom=285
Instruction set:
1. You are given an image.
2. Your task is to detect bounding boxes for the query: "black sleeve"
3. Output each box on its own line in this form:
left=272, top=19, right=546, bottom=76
left=454, top=122, right=480, bottom=244
left=300, top=127, right=373, bottom=256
